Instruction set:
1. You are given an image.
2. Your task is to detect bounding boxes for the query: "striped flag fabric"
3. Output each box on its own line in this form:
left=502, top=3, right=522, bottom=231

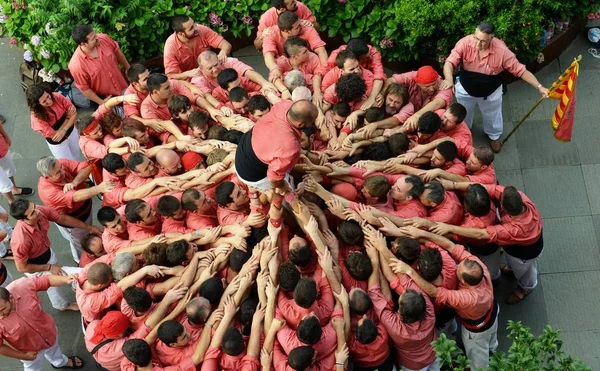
left=548, top=57, right=580, bottom=142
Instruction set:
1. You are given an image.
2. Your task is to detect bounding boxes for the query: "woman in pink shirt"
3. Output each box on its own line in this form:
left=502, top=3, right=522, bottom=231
left=26, top=84, right=81, bottom=161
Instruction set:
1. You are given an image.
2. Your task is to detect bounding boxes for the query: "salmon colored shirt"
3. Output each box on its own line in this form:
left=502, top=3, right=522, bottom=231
left=276, top=310, right=341, bottom=360
left=370, top=280, right=437, bottom=370
left=120, top=299, right=156, bottom=331
left=69, top=34, right=128, bottom=97
left=212, top=76, right=262, bottom=104
left=38, top=159, right=90, bottom=215
left=318, top=44, right=386, bottom=81
left=435, top=244, right=494, bottom=320
left=323, top=83, right=368, bottom=111
left=85, top=321, right=151, bottom=371
left=102, top=220, right=133, bottom=253
left=11, top=206, right=59, bottom=263
left=120, top=357, right=196, bottom=371
left=443, top=158, right=468, bottom=176
left=156, top=340, right=196, bottom=367
left=101, top=170, right=129, bottom=209
left=186, top=209, right=218, bottom=229
left=440, top=121, right=473, bottom=160
left=457, top=205, right=498, bottom=247
left=161, top=217, right=192, bottom=234
left=79, top=251, right=98, bottom=268
left=276, top=52, right=321, bottom=91
left=0, top=276, right=57, bottom=352
left=191, top=58, right=253, bottom=94
left=80, top=136, right=109, bottom=163
left=276, top=274, right=334, bottom=329
left=446, top=35, right=527, bottom=77
left=123, top=84, right=149, bottom=118
left=127, top=218, right=162, bottom=241
left=388, top=199, right=428, bottom=219
left=30, top=93, right=74, bottom=139
left=262, top=26, right=326, bottom=58
left=391, top=102, right=415, bottom=126
left=201, top=347, right=261, bottom=371
left=124, top=171, right=154, bottom=189
left=257, top=2, right=316, bottom=38
left=164, top=25, right=224, bottom=75
left=140, top=80, right=198, bottom=121
left=392, top=71, right=454, bottom=112
left=252, top=100, right=302, bottom=181
left=348, top=319, right=390, bottom=368
left=465, top=149, right=497, bottom=184
left=425, top=191, right=464, bottom=225
left=0, top=123, right=8, bottom=158
left=321, top=68, right=375, bottom=94
left=484, top=185, right=543, bottom=245
left=76, top=270, right=123, bottom=323
left=273, top=341, right=335, bottom=371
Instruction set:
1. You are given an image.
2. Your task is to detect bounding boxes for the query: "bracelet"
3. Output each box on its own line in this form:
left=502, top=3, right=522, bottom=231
left=194, top=230, right=201, bottom=236
left=335, top=363, right=344, bottom=366
left=249, top=192, right=259, bottom=199
left=536, top=84, right=542, bottom=89
left=452, top=181, right=456, bottom=189
left=60, top=128, right=68, bottom=132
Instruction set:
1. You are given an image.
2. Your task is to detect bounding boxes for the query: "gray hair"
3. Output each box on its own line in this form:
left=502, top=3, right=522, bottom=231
left=198, top=50, right=217, bottom=64
left=291, top=86, right=312, bottom=102
left=111, top=252, right=136, bottom=281
left=476, top=22, right=495, bottom=35
left=284, top=69, right=306, bottom=91
left=186, top=297, right=212, bottom=325
left=37, top=156, right=58, bottom=177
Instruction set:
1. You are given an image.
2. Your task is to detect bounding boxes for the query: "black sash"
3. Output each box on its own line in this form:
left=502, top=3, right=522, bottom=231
left=0, top=263, right=6, bottom=285
left=235, top=130, right=269, bottom=182
left=56, top=198, right=93, bottom=226
left=459, top=300, right=498, bottom=333
left=91, top=338, right=114, bottom=355
left=467, top=242, right=500, bottom=257
left=46, top=113, right=74, bottom=145
left=27, top=248, right=52, bottom=265
left=502, top=230, right=544, bottom=260
left=459, top=69, right=503, bottom=98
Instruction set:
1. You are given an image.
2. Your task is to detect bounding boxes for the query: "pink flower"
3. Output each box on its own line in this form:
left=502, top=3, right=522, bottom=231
left=9, top=38, right=17, bottom=45
left=338, top=0, right=348, bottom=3
left=243, top=16, right=253, bottom=25
left=209, top=12, right=223, bottom=26
left=379, top=37, right=393, bottom=49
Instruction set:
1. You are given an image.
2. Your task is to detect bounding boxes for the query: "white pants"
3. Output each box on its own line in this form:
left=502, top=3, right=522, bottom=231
left=235, top=169, right=294, bottom=192
left=21, top=333, right=68, bottom=371
left=461, top=310, right=499, bottom=371
left=476, top=248, right=502, bottom=281
left=0, top=151, right=17, bottom=193
left=24, top=249, right=81, bottom=310
left=55, top=211, right=92, bottom=264
left=401, top=359, right=440, bottom=371
left=504, top=252, right=540, bottom=290
left=455, top=82, right=504, bottom=140
left=46, top=128, right=81, bottom=161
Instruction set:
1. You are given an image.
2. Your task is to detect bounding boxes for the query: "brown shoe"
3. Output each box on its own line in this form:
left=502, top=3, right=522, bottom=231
left=490, top=139, right=502, bottom=153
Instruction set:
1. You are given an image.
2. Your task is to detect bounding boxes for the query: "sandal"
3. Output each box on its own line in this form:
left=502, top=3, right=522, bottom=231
left=499, top=263, right=515, bottom=278
left=52, top=355, right=84, bottom=369
left=505, top=287, right=532, bottom=305
left=0, top=248, right=14, bottom=260
left=13, top=187, right=35, bottom=197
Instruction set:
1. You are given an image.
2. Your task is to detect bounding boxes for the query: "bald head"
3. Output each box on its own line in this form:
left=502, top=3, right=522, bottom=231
left=186, top=297, right=211, bottom=325
left=288, top=100, right=318, bottom=129
left=199, top=50, right=217, bottom=64
left=292, top=86, right=312, bottom=102
left=88, top=262, right=113, bottom=286
left=156, top=149, right=183, bottom=175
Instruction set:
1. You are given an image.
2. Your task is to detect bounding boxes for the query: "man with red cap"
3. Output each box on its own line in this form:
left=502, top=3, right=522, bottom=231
left=443, top=22, right=548, bottom=152
left=388, top=65, right=454, bottom=132
left=0, top=274, right=85, bottom=370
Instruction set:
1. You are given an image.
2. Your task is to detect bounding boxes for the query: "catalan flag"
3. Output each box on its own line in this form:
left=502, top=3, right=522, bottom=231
left=548, top=57, right=580, bottom=142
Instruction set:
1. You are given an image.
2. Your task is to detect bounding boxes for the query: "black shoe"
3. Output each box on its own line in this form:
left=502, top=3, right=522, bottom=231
left=14, top=187, right=35, bottom=197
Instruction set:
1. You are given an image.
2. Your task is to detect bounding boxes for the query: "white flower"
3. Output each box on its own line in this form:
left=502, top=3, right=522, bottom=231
left=39, top=68, right=57, bottom=82
left=45, top=22, right=54, bottom=35
left=0, top=14, right=7, bottom=24
left=31, top=35, right=41, bottom=46
left=40, top=49, right=50, bottom=59
left=23, top=50, right=33, bottom=62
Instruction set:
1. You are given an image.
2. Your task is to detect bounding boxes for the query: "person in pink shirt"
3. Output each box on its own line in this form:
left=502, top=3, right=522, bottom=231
left=320, top=50, right=377, bottom=100
left=26, top=84, right=80, bottom=161
left=193, top=51, right=264, bottom=95
left=388, top=66, right=454, bottom=132
left=424, top=146, right=497, bottom=185
left=263, top=11, right=327, bottom=82
left=255, top=0, right=317, bottom=48
left=182, top=188, right=219, bottom=229
left=0, top=275, right=85, bottom=370
left=443, top=22, right=549, bottom=152
left=419, top=182, right=464, bottom=225
left=124, top=199, right=163, bottom=239
left=215, top=181, right=268, bottom=227
left=69, top=24, right=130, bottom=108
left=164, top=15, right=232, bottom=80
left=322, top=73, right=370, bottom=114
left=0, top=115, right=34, bottom=203
left=125, top=152, right=164, bottom=188
left=274, top=36, right=322, bottom=95
left=212, top=68, right=264, bottom=104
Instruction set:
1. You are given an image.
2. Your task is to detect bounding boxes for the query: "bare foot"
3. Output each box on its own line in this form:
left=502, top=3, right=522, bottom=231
left=60, top=302, right=80, bottom=312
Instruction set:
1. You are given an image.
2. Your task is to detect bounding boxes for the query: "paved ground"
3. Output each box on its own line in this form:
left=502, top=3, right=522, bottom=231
left=0, top=31, right=599, bottom=370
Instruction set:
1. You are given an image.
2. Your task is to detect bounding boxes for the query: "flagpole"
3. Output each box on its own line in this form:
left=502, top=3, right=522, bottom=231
left=501, top=97, right=547, bottom=145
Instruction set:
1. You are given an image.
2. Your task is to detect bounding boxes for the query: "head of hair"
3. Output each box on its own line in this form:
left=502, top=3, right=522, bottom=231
left=277, top=11, right=299, bottom=31
left=217, top=68, right=239, bottom=90
left=355, top=318, right=378, bottom=344
left=448, top=102, right=467, bottom=123
left=127, top=64, right=148, bottom=84
left=473, top=147, right=495, bottom=166
left=248, top=95, right=271, bottom=114
left=9, top=199, right=30, bottom=220
left=146, top=73, right=169, bottom=94
left=157, top=320, right=184, bottom=346
left=72, top=24, right=93, bottom=44
left=199, top=277, right=224, bottom=304
left=222, top=129, right=244, bottom=145
left=229, top=248, right=251, bottom=272
left=501, top=186, right=524, bottom=216
left=87, top=262, right=113, bottom=285
left=26, top=84, right=53, bottom=121
left=188, top=111, right=209, bottom=131
left=167, top=95, right=191, bottom=118
left=347, top=38, right=369, bottom=57
left=81, top=234, right=101, bottom=255
left=363, top=175, right=391, bottom=201
left=345, top=251, right=373, bottom=281
left=123, top=339, right=152, bottom=367
left=283, top=36, right=309, bottom=58
left=0, top=287, right=8, bottom=301
left=386, top=83, right=410, bottom=106
left=271, top=0, right=286, bottom=9
left=288, top=240, right=312, bottom=267
left=361, top=142, right=393, bottom=161
left=404, top=175, right=425, bottom=198
left=97, top=206, right=119, bottom=226
left=75, top=109, right=98, bottom=133
left=102, top=153, right=126, bottom=173
left=284, top=69, right=306, bottom=91
left=156, top=195, right=181, bottom=218
left=36, top=156, right=58, bottom=177
left=293, top=278, right=317, bottom=308
left=418, top=111, right=442, bottom=134
left=240, top=296, right=258, bottom=336
left=400, top=289, right=427, bottom=323
left=124, top=199, right=148, bottom=223
left=388, top=133, right=410, bottom=156
left=418, top=248, right=443, bottom=282
left=349, top=289, right=372, bottom=315
left=364, top=107, right=385, bottom=123
left=214, top=182, right=235, bottom=207
left=127, top=152, right=147, bottom=172
left=332, top=102, right=351, bottom=117
left=477, top=22, right=495, bottom=35
left=111, top=253, right=136, bottom=281
left=186, top=297, right=211, bottom=325
left=464, top=184, right=491, bottom=216
left=181, top=189, right=200, bottom=211
left=207, top=125, right=227, bottom=140
left=395, top=237, right=421, bottom=264
left=461, top=259, right=484, bottom=286
left=335, top=49, right=357, bottom=69
left=288, top=346, right=315, bottom=371
left=335, top=73, right=366, bottom=102
left=99, top=112, right=123, bottom=136
left=436, top=141, right=458, bottom=162
left=206, top=148, right=229, bottom=166
left=171, top=15, right=191, bottom=32
left=424, top=181, right=446, bottom=204
left=123, top=287, right=153, bottom=313
left=143, top=243, right=169, bottom=266
left=229, top=86, right=249, bottom=103
left=337, top=220, right=364, bottom=245
left=222, top=327, right=245, bottom=356
left=279, top=261, right=301, bottom=292
left=166, top=240, right=189, bottom=266
left=297, top=316, right=322, bottom=345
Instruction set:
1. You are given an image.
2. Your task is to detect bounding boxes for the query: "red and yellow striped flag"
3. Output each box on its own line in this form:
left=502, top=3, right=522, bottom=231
left=548, top=57, right=580, bottom=142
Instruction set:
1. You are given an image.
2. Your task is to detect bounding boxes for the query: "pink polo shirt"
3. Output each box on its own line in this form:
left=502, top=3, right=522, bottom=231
left=276, top=275, right=333, bottom=329
left=201, top=348, right=261, bottom=371
left=441, top=121, right=473, bottom=160
left=30, top=93, right=73, bottom=139
left=0, top=276, right=57, bottom=352
left=273, top=341, right=335, bottom=371
left=262, top=26, right=326, bottom=58
left=38, top=159, right=90, bottom=215
left=120, top=299, right=156, bottom=330
left=388, top=199, right=428, bottom=219
left=123, top=84, right=149, bottom=118
left=392, top=71, right=454, bottom=112
left=446, top=35, right=527, bottom=77
left=85, top=321, right=151, bottom=371
left=120, top=357, right=196, bottom=371
left=11, top=206, right=59, bottom=263
left=276, top=52, right=321, bottom=91
left=318, top=44, right=386, bottom=81
left=124, top=172, right=154, bottom=189
left=257, top=2, right=316, bottom=38
left=391, top=102, right=415, bottom=125
left=76, top=270, right=123, bottom=323
left=321, top=68, right=375, bottom=94
left=127, top=219, right=162, bottom=241
left=164, top=25, right=224, bottom=75
left=443, top=158, right=468, bottom=176
left=191, top=58, right=253, bottom=94
left=161, top=217, right=192, bottom=234
left=101, top=170, right=129, bottom=209
left=348, top=319, right=390, bottom=368
left=80, top=136, right=109, bottom=162
left=102, top=221, right=133, bottom=254
left=276, top=310, right=341, bottom=360
left=465, top=148, right=497, bottom=184
left=156, top=340, right=196, bottom=367
left=212, top=76, right=262, bottom=103
left=68, top=34, right=128, bottom=97
left=140, top=80, right=197, bottom=121
left=425, top=191, right=464, bottom=225
left=457, top=206, right=498, bottom=247
left=186, top=209, right=218, bottom=229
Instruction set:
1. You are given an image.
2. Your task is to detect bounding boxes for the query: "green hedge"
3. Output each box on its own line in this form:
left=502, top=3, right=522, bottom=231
left=1, top=0, right=598, bottom=73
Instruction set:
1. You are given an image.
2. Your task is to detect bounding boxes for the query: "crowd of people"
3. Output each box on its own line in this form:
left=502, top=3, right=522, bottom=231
left=0, top=1, right=549, bottom=370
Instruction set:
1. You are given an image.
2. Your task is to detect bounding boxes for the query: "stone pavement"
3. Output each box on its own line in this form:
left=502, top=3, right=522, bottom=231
left=0, top=32, right=599, bottom=369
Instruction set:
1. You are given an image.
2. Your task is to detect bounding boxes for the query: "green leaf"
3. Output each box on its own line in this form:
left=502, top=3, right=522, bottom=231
left=51, top=64, right=60, bottom=73
left=134, top=18, right=145, bottom=27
